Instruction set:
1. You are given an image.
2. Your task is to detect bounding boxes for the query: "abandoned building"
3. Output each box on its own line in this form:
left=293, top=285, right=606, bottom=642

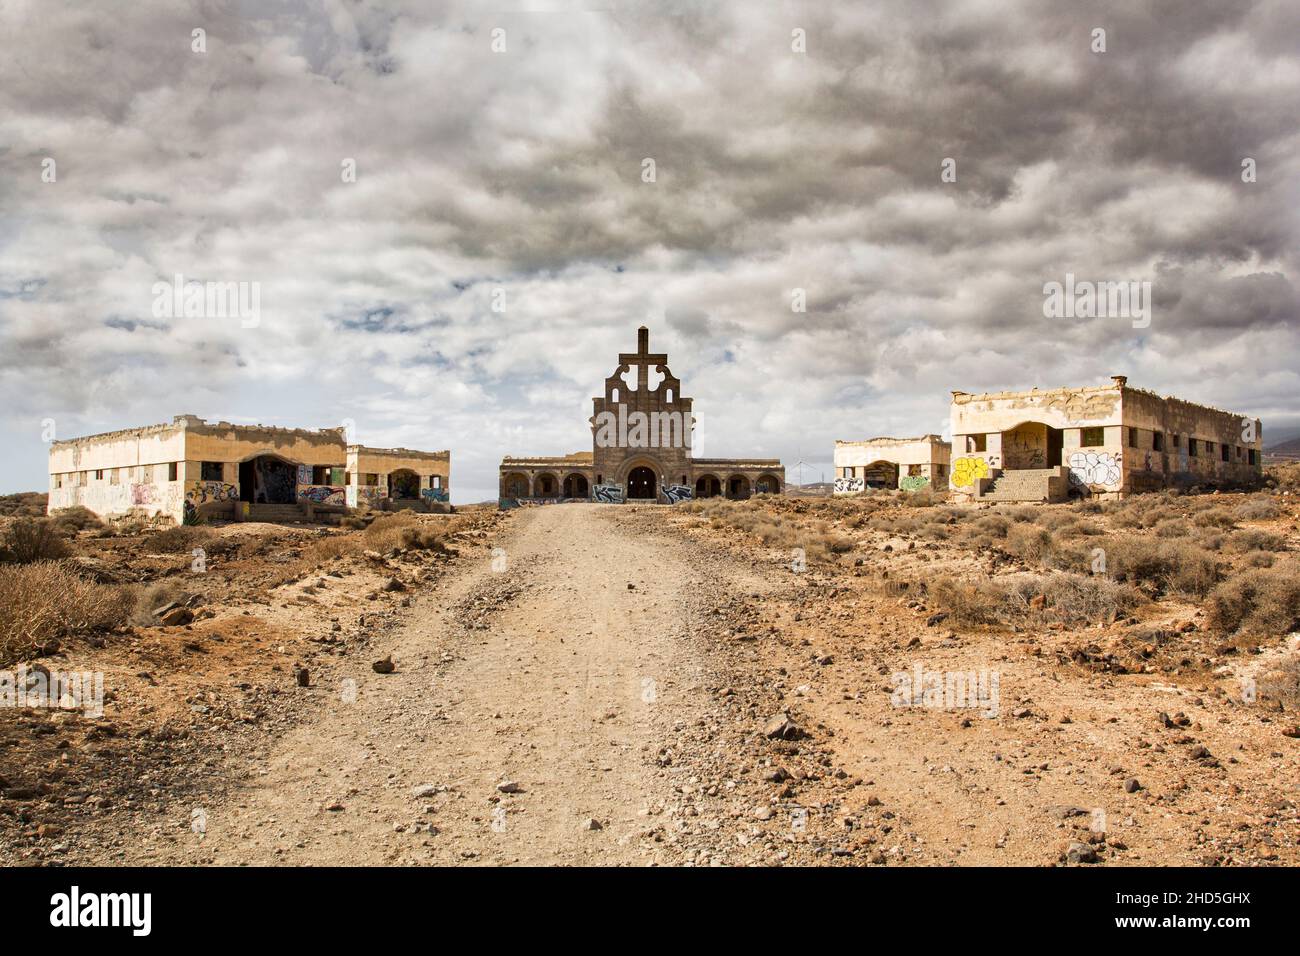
left=48, top=415, right=450, bottom=523
left=833, top=435, right=951, bottom=494
left=949, top=376, right=1263, bottom=502
left=498, top=327, right=784, bottom=506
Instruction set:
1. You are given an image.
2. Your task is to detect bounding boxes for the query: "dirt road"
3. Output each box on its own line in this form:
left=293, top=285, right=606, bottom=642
left=84, top=504, right=750, bottom=865
left=54, top=501, right=1297, bottom=867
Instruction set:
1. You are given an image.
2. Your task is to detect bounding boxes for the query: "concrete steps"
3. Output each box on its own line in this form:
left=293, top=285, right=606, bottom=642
left=246, top=503, right=310, bottom=523
left=976, top=467, right=1069, bottom=503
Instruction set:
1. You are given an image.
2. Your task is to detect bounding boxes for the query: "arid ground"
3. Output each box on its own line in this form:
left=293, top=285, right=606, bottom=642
left=2, top=482, right=1299, bottom=866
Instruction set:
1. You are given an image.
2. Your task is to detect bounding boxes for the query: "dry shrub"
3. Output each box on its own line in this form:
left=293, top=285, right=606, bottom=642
left=1266, top=462, right=1300, bottom=492
left=1153, top=517, right=1190, bottom=538
left=1207, top=567, right=1300, bottom=637
left=1257, top=654, right=1300, bottom=709
left=128, top=579, right=191, bottom=625
left=1105, top=537, right=1222, bottom=598
left=47, top=506, right=104, bottom=535
left=1, top=518, right=72, bottom=564
left=1004, top=523, right=1056, bottom=564
left=1228, top=528, right=1287, bottom=553
left=364, top=512, right=462, bottom=553
left=1193, top=507, right=1237, bottom=529
left=0, top=492, right=48, bottom=518
left=0, top=562, right=131, bottom=664
left=148, top=525, right=214, bottom=552
left=930, top=572, right=1142, bottom=627
left=1244, top=551, right=1277, bottom=568
left=1236, top=496, right=1281, bottom=521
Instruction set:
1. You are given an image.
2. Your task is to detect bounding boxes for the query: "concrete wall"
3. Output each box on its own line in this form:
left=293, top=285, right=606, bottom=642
left=833, top=436, right=951, bottom=493
left=948, top=379, right=1262, bottom=498
left=347, top=446, right=451, bottom=509
left=51, top=416, right=449, bottom=522
left=49, top=422, right=188, bottom=521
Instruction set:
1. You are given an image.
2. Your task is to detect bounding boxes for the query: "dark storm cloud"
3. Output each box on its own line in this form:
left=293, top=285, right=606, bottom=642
left=0, top=0, right=1296, bottom=498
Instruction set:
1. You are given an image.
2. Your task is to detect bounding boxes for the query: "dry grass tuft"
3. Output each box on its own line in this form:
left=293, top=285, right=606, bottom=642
left=0, top=562, right=131, bottom=664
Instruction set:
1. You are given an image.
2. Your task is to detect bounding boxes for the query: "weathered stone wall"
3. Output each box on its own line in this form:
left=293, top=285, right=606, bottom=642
left=948, top=379, right=1262, bottom=499
left=833, top=436, right=950, bottom=493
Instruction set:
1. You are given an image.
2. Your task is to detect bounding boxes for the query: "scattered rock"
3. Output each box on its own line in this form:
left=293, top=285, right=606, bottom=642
left=581, top=818, right=602, bottom=831
left=372, top=656, right=396, bottom=674
left=763, top=713, right=804, bottom=740
left=1123, top=777, right=1141, bottom=793
left=1066, top=841, right=1098, bottom=864
left=496, top=780, right=522, bottom=794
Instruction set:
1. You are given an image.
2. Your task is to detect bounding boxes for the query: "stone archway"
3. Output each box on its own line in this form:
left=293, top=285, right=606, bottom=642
left=863, top=460, right=899, bottom=489
left=535, top=473, right=559, bottom=498
left=390, top=468, right=420, bottom=500
left=726, top=474, right=751, bottom=500
left=695, top=474, right=722, bottom=498
left=755, top=473, right=781, bottom=495
left=627, top=466, right=657, bottom=500
left=563, top=473, right=589, bottom=499
left=502, top=472, right=529, bottom=498
left=239, top=454, right=298, bottom=504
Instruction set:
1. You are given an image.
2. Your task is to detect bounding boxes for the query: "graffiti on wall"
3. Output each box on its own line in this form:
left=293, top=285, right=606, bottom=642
left=421, top=488, right=450, bottom=503
left=186, top=481, right=239, bottom=505
left=1068, top=451, right=1122, bottom=490
left=131, top=483, right=156, bottom=505
left=834, top=477, right=865, bottom=494
left=899, top=475, right=930, bottom=491
left=661, top=484, right=693, bottom=504
left=296, top=464, right=312, bottom=486
left=298, top=485, right=346, bottom=506
left=593, top=484, right=624, bottom=504
left=348, top=485, right=387, bottom=509
left=951, top=457, right=990, bottom=490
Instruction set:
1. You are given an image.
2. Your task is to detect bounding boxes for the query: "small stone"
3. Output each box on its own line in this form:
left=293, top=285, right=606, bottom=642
left=497, top=780, right=522, bottom=794
left=753, top=806, right=773, bottom=820
left=372, top=656, right=395, bottom=674
left=382, top=577, right=406, bottom=593
left=1123, top=777, right=1141, bottom=793
left=295, top=667, right=310, bottom=687
left=1067, top=841, right=1098, bottom=864
left=411, top=784, right=439, bottom=798
left=581, top=818, right=602, bottom=831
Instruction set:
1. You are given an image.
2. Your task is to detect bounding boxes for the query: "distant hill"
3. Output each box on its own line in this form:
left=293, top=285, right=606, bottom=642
left=1265, top=436, right=1300, bottom=460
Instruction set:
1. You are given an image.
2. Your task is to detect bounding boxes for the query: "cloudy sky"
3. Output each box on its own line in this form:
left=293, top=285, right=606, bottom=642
left=2, top=0, right=1297, bottom=501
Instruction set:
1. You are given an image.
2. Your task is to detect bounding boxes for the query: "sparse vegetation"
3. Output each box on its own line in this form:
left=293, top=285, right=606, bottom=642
left=1206, top=566, right=1300, bottom=638
left=0, top=518, right=71, bottom=564
left=0, top=562, right=131, bottom=664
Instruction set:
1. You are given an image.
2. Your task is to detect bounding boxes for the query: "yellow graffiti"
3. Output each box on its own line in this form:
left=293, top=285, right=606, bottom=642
left=951, top=456, right=990, bottom=489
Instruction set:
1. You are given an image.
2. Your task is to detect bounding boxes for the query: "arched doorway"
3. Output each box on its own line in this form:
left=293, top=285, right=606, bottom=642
left=627, top=466, right=656, bottom=499
left=239, top=454, right=298, bottom=504
left=726, top=475, right=751, bottom=500
left=535, top=473, right=558, bottom=497
left=563, top=474, right=589, bottom=499
left=390, top=469, right=420, bottom=500
left=864, top=460, right=899, bottom=489
left=755, top=473, right=781, bottom=495
left=503, top=472, right=529, bottom=498
left=695, top=474, right=721, bottom=498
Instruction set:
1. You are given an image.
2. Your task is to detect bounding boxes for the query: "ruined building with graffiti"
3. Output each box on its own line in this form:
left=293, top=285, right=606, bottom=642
left=947, top=376, right=1263, bottom=502
left=498, top=327, right=784, bottom=506
left=48, top=415, right=449, bottom=524
left=833, top=435, right=951, bottom=494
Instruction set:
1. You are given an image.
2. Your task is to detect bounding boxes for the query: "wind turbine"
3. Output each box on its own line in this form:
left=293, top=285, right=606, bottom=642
left=792, top=457, right=810, bottom=489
